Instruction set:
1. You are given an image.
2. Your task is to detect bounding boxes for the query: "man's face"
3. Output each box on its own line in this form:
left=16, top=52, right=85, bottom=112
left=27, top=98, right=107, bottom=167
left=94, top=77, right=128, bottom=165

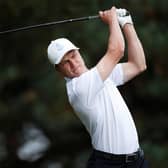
left=56, top=49, right=87, bottom=78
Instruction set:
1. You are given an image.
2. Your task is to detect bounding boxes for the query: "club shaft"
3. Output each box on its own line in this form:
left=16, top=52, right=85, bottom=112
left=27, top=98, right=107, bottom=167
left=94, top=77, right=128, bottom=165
left=0, top=15, right=99, bottom=35
left=0, top=10, right=130, bottom=35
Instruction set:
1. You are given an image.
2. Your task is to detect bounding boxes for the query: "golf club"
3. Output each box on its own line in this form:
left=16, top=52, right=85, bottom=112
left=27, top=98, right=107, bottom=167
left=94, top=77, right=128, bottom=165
left=0, top=11, right=130, bottom=35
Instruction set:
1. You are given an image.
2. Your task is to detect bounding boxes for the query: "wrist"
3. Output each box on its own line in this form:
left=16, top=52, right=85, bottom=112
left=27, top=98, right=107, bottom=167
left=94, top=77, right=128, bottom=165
left=123, top=24, right=138, bottom=41
left=122, top=22, right=133, bottom=29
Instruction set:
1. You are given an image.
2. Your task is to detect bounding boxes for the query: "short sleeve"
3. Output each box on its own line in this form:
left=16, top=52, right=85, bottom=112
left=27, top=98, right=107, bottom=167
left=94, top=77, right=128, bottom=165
left=70, top=67, right=104, bottom=106
left=108, top=63, right=124, bottom=86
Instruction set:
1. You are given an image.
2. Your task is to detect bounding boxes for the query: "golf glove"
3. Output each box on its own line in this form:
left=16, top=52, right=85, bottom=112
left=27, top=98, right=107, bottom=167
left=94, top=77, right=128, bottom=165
left=116, top=8, right=133, bottom=28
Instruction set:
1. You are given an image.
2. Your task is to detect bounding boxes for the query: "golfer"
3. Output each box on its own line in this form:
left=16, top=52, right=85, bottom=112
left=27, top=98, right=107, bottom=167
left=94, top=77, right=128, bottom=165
left=47, top=7, right=148, bottom=168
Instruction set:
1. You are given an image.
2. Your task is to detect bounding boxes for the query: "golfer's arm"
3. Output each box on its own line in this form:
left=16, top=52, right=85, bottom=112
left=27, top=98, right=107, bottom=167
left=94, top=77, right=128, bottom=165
left=122, top=24, right=147, bottom=82
left=97, top=20, right=125, bottom=81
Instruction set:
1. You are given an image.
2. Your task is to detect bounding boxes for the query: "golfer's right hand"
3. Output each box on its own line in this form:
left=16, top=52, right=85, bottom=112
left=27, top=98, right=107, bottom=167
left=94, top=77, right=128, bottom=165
left=99, top=7, right=118, bottom=25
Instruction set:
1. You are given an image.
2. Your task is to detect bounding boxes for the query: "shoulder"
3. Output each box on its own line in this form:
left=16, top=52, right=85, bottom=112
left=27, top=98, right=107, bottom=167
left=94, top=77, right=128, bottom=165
left=66, top=67, right=104, bottom=101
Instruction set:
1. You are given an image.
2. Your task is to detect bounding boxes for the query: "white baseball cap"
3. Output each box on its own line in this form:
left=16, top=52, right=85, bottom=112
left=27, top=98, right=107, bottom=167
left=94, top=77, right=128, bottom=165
left=47, top=38, right=79, bottom=65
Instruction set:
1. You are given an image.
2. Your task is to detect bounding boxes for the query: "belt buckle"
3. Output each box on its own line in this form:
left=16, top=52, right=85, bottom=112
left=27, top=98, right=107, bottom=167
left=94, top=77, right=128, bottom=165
left=125, top=153, right=137, bottom=163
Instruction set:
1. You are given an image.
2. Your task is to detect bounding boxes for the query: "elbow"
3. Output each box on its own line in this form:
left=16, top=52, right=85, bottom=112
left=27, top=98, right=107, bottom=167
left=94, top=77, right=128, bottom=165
left=138, top=63, right=147, bottom=73
left=108, top=45, right=125, bottom=59
left=143, top=63, right=147, bottom=71
left=108, top=39, right=125, bottom=58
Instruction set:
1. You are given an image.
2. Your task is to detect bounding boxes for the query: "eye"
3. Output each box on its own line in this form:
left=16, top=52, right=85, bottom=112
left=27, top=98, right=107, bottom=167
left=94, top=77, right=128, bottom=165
left=71, top=54, right=75, bottom=58
left=61, top=60, right=69, bottom=66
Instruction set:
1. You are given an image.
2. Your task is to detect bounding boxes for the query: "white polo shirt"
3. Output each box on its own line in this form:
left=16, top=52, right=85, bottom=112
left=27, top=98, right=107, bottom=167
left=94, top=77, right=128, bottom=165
left=65, top=64, right=139, bottom=154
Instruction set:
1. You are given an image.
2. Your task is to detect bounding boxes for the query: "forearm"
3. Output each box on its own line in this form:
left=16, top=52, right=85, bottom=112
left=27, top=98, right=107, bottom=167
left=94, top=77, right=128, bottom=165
left=123, top=24, right=147, bottom=71
left=97, top=7, right=125, bottom=81
left=107, top=21, right=125, bottom=56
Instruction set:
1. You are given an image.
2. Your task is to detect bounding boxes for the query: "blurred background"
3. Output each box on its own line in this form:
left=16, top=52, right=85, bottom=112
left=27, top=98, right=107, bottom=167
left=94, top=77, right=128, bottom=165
left=0, top=0, right=168, bottom=167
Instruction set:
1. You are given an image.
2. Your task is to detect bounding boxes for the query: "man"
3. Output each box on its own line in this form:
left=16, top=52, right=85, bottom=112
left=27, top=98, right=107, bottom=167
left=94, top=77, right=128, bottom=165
left=47, top=6, right=148, bottom=168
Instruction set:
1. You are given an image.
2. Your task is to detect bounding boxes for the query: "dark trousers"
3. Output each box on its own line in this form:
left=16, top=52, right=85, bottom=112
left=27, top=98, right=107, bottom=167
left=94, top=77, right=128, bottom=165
left=87, top=149, right=149, bottom=168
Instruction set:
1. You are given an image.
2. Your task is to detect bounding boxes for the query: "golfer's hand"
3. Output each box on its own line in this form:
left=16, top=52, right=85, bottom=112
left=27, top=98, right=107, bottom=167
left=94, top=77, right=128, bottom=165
left=99, top=7, right=118, bottom=25
left=117, top=8, right=133, bottom=28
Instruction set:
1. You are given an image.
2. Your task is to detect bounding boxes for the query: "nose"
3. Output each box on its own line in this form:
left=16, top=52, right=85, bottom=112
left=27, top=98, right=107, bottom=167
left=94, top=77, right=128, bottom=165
left=69, top=58, right=77, bottom=69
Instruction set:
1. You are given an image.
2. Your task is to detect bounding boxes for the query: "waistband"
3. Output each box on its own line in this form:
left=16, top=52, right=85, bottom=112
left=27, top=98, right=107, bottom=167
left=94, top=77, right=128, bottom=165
left=92, top=148, right=144, bottom=163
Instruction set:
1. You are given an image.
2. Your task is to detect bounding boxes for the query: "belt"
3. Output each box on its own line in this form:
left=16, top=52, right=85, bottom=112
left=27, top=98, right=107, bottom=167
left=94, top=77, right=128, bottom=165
left=92, top=148, right=144, bottom=163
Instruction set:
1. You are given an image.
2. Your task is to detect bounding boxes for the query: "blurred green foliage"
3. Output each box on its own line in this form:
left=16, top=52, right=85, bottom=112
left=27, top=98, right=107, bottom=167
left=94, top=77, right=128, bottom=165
left=0, top=0, right=168, bottom=167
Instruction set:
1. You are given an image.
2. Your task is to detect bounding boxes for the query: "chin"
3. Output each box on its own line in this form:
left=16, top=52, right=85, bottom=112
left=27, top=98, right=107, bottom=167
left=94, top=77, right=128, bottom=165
left=73, top=74, right=80, bottom=78
left=67, top=70, right=83, bottom=78
left=66, top=74, right=79, bottom=78
left=72, top=72, right=82, bottom=78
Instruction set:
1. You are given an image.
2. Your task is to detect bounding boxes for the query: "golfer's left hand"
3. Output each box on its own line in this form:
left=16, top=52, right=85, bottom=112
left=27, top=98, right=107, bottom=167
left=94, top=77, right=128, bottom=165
left=117, top=8, right=133, bottom=28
